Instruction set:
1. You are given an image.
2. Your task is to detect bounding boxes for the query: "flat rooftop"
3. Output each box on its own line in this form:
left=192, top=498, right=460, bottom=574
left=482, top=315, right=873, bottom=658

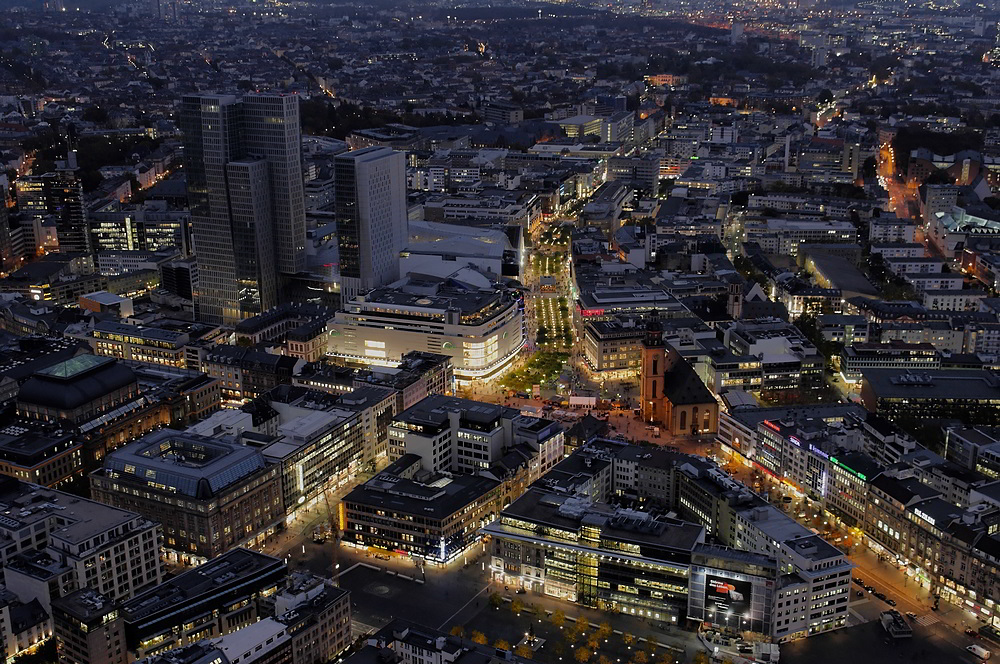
left=492, top=487, right=704, bottom=557
left=346, top=470, right=500, bottom=520
left=0, top=477, right=145, bottom=547
left=122, top=548, right=283, bottom=622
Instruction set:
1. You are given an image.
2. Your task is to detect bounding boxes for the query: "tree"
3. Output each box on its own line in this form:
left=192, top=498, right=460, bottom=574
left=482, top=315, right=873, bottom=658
left=82, top=105, right=109, bottom=124
left=574, top=647, right=592, bottom=663
left=596, top=622, right=612, bottom=640
left=632, top=651, right=649, bottom=664
left=598, top=656, right=613, bottom=664
left=489, top=592, right=503, bottom=609
left=623, top=632, right=635, bottom=647
left=470, top=631, right=488, bottom=645
left=494, top=639, right=511, bottom=650
left=551, top=610, right=566, bottom=628
left=10, top=640, right=56, bottom=664
left=450, top=626, right=465, bottom=637
left=516, top=644, right=535, bottom=659
left=692, top=653, right=710, bottom=664
left=511, top=598, right=524, bottom=615
left=817, top=89, right=834, bottom=105
left=587, top=636, right=600, bottom=650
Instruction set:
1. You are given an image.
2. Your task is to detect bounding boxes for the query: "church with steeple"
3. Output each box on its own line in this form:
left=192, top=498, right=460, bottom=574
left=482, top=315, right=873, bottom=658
left=639, top=315, right=719, bottom=436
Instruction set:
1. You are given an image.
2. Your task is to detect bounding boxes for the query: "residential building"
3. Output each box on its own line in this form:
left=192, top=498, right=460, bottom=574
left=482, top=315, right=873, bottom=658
left=273, top=572, right=352, bottom=664
left=0, top=478, right=162, bottom=610
left=387, top=395, right=563, bottom=474
left=53, top=589, right=126, bottom=664
left=200, top=345, right=302, bottom=402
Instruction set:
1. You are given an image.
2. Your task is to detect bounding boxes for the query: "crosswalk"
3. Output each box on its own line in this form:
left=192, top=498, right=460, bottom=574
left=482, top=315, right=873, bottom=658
left=915, top=613, right=939, bottom=626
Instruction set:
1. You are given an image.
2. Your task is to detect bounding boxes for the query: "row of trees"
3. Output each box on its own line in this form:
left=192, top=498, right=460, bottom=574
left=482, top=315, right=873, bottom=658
left=448, top=595, right=723, bottom=664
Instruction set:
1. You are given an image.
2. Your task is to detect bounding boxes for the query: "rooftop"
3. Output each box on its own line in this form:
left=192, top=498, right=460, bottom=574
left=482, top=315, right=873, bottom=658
left=101, top=429, right=270, bottom=499
left=122, top=548, right=284, bottom=624
left=0, top=476, right=148, bottom=548
left=18, top=354, right=137, bottom=412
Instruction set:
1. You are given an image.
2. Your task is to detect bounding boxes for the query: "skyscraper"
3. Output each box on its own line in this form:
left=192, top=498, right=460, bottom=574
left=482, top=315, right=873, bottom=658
left=334, top=146, right=407, bottom=301
left=17, top=152, right=91, bottom=256
left=180, top=93, right=305, bottom=325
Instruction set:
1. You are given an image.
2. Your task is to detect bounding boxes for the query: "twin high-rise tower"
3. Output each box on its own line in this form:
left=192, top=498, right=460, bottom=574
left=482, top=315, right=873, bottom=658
left=182, top=93, right=409, bottom=325
left=180, top=93, right=306, bottom=325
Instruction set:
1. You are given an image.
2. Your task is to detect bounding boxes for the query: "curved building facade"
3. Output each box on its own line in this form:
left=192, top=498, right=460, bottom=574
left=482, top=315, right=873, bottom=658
left=328, top=277, right=524, bottom=384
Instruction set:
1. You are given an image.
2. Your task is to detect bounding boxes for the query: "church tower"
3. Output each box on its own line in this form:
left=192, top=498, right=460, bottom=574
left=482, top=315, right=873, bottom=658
left=640, top=316, right=668, bottom=424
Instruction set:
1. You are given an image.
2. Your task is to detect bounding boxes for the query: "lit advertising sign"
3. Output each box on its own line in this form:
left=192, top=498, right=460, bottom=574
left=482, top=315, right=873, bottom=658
left=581, top=308, right=605, bottom=317
left=705, top=575, right=752, bottom=616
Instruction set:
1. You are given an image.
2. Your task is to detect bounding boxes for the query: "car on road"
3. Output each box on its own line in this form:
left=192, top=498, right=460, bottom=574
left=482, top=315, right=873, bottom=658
left=968, top=629, right=982, bottom=638
left=865, top=585, right=875, bottom=592
left=874, top=592, right=887, bottom=601
left=905, top=612, right=917, bottom=620
left=885, top=598, right=896, bottom=607
left=966, top=643, right=991, bottom=659
left=853, top=577, right=864, bottom=586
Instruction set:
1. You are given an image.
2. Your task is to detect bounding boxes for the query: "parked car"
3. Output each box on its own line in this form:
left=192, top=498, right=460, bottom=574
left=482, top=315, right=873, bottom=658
left=968, top=629, right=982, bottom=639
left=865, top=585, right=875, bottom=593
left=886, top=598, right=896, bottom=607
left=853, top=577, right=864, bottom=586
left=905, top=612, right=917, bottom=620
left=856, top=591, right=865, bottom=598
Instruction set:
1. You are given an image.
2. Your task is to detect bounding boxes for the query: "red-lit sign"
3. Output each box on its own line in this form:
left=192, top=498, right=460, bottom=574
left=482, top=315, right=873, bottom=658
left=581, top=308, right=605, bottom=317
left=762, top=420, right=781, bottom=433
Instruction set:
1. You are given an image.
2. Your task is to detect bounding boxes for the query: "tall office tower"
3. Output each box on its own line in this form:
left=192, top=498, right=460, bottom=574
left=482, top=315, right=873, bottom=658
left=181, top=93, right=305, bottom=325
left=334, top=146, right=407, bottom=302
left=53, top=154, right=91, bottom=255
left=242, top=93, right=306, bottom=275
left=0, top=204, right=13, bottom=274
left=17, top=152, right=91, bottom=255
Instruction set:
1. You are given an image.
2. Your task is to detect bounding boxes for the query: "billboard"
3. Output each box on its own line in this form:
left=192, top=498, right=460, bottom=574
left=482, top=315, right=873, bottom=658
left=705, top=575, right=752, bottom=616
